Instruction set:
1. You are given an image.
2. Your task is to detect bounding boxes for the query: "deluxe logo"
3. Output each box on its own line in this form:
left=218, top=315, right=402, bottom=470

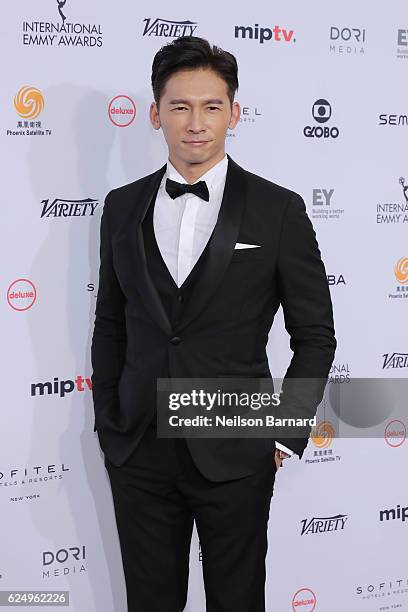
left=108, top=95, right=137, bottom=127
left=397, top=29, right=408, bottom=59
left=384, top=419, right=406, bottom=448
left=7, top=279, right=37, bottom=311
left=7, top=86, right=51, bottom=137
left=380, top=503, right=408, bottom=522
left=40, top=197, right=99, bottom=218
left=234, top=23, right=295, bottom=45
left=22, top=1, right=103, bottom=48
left=304, top=99, right=339, bottom=139
left=311, top=188, right=344, bottom=221
left=31, top=376, right=92, bottom=398
left=300, top=513, right=348, bottom=535
left=329, top=26, right=366, bottom=55
left=142, top=18, right=198, bottom=37
left=376, top=177, right=408, bottom=225
left=382, top=353, right=408, bottom=369
left=14, top=86, right=44, bottom=119
left=291, top=588, right=316, bottom=611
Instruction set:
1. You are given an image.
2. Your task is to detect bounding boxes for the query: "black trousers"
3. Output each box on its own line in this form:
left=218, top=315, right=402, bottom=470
left=104, top=421, right=277, bottom=612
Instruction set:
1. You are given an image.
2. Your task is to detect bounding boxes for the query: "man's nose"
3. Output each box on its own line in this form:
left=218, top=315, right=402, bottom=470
left=187, top=110, right=206, bottom=132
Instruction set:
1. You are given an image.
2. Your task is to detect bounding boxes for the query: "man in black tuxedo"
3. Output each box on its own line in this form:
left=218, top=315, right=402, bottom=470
left=91, top=36, right=336, bottom=612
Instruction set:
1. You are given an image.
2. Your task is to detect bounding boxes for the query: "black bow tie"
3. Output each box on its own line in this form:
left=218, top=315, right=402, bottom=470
left=165, top=178, right=210, bottom=202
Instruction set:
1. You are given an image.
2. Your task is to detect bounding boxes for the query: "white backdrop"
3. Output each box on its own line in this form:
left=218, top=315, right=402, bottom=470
left=2, top=1, right=408, bottom=610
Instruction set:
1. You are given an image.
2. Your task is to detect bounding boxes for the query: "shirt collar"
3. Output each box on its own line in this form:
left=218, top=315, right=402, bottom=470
left=165, top=154, right=228, bottom=194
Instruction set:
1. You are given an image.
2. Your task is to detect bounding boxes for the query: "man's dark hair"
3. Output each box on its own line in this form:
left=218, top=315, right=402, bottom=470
left=151, top=36, right=238, bottom=109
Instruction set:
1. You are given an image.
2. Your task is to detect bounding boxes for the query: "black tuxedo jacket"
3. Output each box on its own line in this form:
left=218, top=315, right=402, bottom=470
left=90, top=154, right=336, bottom=481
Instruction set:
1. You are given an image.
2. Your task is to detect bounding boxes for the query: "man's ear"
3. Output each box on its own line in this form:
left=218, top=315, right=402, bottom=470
left=150, top=101, right=161, bottom=130
left=228, top=101, right=241, bottom=130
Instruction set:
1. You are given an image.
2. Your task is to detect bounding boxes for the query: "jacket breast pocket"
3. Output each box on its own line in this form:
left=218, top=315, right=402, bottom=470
left=230, top=247, right=265, bottom=263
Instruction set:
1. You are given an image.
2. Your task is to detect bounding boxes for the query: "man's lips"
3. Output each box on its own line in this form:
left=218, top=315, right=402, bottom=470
left=183, top=140, right=210, bottom=145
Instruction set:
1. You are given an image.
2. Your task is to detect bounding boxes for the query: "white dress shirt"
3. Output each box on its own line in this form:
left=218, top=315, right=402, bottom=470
left=153, top=154, right=295, bottom=459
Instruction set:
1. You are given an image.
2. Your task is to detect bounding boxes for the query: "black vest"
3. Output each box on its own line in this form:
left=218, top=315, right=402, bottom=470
left=141, top=189, right=214, bottom=416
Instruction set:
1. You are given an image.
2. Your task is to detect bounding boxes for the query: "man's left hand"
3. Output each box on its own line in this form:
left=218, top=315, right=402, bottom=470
left=274, top=449, right=291, bottom=469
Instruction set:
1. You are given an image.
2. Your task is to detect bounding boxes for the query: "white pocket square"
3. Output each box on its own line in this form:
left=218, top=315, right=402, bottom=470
left=234, top=242, right=261, bottom=249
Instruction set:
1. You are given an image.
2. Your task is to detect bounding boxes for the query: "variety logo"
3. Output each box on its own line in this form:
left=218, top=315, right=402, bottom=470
left=304, top=99, right=339, bottom=139
left=40, top=197, right=99, bottom=218
left=300, top=513, right=348, bottom=535
left=0, top=463, right=70, bottom=489
left=108, top=95, right=137, bottom=127
left=7, top=279, right=37, bottom=311
left=22, top=1, right=103, bottom=47
left=397, top=29, right=408, bottom=59
left=380, top=503, right=408, bottom=522
left=7, top=86, right=52, bottom=137
left=42, top=545, right=86, bottom=579
left=384, top=419, right=406, bottom=447
left=376, top=177, right=408, bottom=225
left=329, top=26, right=366, bottom=55
left=292, top=588, right=316, bottom=611
left=31, top=375, right=92, bottom=398
left=311, top=188, right=344, bottom=221
left=382, top=353, right=408, bottom=369
left=142, top=18, right=198, bottom=37
left=234, top=23, right=295, bottom=45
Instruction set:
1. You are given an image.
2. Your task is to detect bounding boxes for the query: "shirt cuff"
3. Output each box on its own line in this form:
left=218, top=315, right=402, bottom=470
left=275, top=442, right=296, bottom=457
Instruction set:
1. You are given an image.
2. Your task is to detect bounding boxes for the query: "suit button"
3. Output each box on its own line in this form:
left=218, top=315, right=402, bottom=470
left=170, top=336, right=181, bottom=345
left=177, top=295, right=184, bottom=302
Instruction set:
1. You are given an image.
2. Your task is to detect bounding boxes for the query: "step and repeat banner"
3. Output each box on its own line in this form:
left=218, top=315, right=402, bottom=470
left=2, top=1, right=407, bottom=610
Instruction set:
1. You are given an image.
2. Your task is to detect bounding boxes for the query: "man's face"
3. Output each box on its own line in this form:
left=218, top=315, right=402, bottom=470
left=150, top=67, right=240, bottom=167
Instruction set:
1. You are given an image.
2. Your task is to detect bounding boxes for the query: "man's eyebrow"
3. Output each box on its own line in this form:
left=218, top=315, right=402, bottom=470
left=168, top=99, right=225, bottom=105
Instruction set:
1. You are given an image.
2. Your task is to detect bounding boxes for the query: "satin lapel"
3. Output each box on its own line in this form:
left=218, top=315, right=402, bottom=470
left=177, top=154, right=248, bottom=332
left=127, top=163, right=173, bottom=336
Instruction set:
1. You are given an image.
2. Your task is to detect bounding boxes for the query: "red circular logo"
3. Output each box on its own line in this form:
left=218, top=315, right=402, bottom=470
left=384, top=419, right=406, bottom=448
left=292, top=587, right=317, bottom=611
left=108, top=95, right=136, bottom=127
left=7, top=278, right=37, bottom=311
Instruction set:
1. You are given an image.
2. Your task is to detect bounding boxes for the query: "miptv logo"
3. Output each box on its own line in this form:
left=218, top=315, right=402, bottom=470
left=292, top=587, right=317, bottom=611
left=108, top=95, right=136, bottom=127
left=7, top=279, right=37, bottom=311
